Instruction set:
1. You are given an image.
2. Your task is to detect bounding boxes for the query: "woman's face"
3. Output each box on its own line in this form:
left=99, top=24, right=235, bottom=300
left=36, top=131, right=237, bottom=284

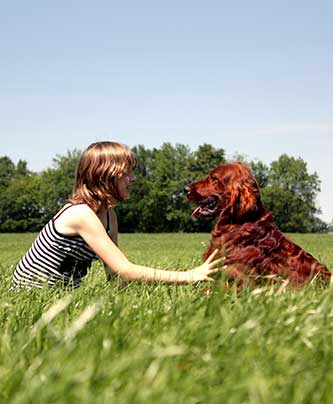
left=115, top=171, right=136, bottom=200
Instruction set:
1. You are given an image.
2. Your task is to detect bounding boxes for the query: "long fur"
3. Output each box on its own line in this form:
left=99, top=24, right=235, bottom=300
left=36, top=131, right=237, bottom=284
left=185, top=162, right=331, bottom=286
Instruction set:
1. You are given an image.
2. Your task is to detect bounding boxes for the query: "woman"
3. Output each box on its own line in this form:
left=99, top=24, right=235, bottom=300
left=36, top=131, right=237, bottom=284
left=13, top=141, right=221, bottom=289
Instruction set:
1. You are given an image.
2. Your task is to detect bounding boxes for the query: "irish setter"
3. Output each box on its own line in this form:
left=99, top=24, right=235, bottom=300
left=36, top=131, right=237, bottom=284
left=185, top=162, right=331, bottom=286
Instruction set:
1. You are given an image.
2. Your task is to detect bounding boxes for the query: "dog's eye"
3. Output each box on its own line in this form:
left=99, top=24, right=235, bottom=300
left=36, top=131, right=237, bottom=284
left=210, top=176, right=219, bottom=183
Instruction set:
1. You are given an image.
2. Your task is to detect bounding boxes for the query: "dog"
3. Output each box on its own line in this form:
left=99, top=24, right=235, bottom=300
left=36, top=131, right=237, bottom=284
left=185, top=162, right=331, bottom=286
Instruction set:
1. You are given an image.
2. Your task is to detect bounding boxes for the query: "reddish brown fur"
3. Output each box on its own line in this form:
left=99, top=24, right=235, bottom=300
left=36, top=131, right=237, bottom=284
left=185, top=162, right=331, bottom=286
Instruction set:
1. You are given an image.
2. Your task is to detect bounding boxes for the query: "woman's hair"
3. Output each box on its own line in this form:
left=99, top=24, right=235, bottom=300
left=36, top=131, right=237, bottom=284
left=69, top=141, right=137, bottom=212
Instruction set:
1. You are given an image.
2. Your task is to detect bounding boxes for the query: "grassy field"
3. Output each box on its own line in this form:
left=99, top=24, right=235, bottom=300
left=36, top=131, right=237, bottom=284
left=0, top=232, right=333, bottom=404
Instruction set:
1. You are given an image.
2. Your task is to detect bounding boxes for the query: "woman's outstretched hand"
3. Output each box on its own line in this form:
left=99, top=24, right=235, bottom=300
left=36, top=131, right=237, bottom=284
left=187, top=249, right=223, bottom=282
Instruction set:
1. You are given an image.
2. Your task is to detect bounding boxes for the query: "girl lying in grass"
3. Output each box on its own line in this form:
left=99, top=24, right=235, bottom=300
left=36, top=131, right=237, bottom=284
left=13, top=141, right=221, bottom=289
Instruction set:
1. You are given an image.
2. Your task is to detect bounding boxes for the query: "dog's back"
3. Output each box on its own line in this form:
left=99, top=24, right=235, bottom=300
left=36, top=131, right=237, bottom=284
left=205, top=212, right=331, bottom=285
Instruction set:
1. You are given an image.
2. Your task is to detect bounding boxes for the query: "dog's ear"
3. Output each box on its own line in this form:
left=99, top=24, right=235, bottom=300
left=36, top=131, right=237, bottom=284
left=215, top=181, right=241, bottom=224
left=237, top=178, right=262, bottom=218
left=217, top=163, right=263, bottom=224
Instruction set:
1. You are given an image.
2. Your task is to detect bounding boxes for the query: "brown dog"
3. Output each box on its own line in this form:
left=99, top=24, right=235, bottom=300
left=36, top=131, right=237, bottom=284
left=185, top=162, right=331, bottom=286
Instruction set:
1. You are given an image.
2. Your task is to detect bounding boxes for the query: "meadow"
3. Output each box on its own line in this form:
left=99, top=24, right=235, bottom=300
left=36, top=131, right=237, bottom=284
left=0, top=232, right=333, bottom=404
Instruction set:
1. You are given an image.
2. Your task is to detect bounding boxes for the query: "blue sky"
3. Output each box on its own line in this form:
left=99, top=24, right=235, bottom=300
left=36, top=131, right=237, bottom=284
left=1, top=1, right=332, bottom=222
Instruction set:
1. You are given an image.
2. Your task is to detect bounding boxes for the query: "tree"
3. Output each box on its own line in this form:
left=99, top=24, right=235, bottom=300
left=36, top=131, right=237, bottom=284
left=0, top=151, right=81, bottom=232
left=327, top=220, right=333, bottom=233
left=116, top=143, right=227, bottom=232
left=261, top=154, right=322, bottom=232
left=117, top=143, right=193, bottom=232
left=0, top=166, right=44, bottom=232
left=249, top=160, right=270, bottom=188
left=188, top=143, right=226, bottom=181
left=115, top=145, right=154, bottom=232
left=38, top=150, right=81, bottom=218
left=0, top=156, right=43, bottom=232
left=0, top=156, right=17, bottom=188
left=0, top=148, right=326, bottom=233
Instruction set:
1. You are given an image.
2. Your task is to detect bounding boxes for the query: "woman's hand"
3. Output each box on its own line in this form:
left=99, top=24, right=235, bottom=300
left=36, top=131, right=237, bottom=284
left=187, top=249, right=223, bottom=282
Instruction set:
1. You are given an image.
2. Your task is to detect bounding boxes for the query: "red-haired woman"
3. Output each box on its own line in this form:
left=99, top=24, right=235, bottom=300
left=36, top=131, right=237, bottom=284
left=13, top=141, right=221, bottom=289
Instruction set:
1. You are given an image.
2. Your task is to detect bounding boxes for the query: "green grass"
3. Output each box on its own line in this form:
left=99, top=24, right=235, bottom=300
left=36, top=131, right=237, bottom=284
left=0, top=232, right=333, bottom=404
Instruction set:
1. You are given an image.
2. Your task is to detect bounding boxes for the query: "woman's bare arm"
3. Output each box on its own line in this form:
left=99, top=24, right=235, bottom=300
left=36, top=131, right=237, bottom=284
left=64, top=205, right=221, bottom=284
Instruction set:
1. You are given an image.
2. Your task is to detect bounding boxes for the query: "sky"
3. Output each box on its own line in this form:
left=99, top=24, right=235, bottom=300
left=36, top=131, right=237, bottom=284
left=1, top=1, right=332, bottom=222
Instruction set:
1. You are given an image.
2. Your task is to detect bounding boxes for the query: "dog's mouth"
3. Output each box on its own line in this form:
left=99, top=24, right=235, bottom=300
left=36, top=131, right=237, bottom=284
left=192, top=196, right=220, bottom=217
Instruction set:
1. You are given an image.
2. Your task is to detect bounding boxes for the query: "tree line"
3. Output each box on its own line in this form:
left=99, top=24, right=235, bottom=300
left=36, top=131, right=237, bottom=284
left=0, top=143, right=327, bottom=233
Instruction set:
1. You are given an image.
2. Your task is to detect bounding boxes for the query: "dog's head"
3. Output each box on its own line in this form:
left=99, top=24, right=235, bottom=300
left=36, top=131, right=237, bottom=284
left=184, top=162, right=265, bottom=224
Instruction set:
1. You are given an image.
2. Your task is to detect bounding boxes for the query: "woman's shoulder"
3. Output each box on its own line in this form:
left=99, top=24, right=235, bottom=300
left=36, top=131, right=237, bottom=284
left=54, top=203, right=97, bottom=235
left=55, top=203, right=94, bottom=218
left=67, top=204, right=98, bottom=223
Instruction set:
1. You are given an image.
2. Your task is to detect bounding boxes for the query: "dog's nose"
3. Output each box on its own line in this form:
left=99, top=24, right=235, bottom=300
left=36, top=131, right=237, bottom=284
left=184, top=185, right=191, bottom=195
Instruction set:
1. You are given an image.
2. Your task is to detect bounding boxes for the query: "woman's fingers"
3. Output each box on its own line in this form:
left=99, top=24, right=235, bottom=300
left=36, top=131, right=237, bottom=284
left=208, top=257, right=224, bottom=271
left=205, top=249, right=219, bottom=263
left=201, top=249, right=227, bottom=278
left=205, top=249, right=226, bottom=264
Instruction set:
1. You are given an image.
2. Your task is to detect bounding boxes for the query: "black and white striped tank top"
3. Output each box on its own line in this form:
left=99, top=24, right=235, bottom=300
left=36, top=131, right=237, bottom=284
left=12, top=205, right=110, bottom=289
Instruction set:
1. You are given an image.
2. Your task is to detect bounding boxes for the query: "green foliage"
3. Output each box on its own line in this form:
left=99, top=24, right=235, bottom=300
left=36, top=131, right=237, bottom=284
left=0, top=156, right=16, bottom=188
left=0, top=147, right=327, bottom=233
left=250, top=159, right=270, bottom=188
left=117, top=143, right=226, bottom=232
left=0, top=158, right=43, bottom=232
left=328, top=220, right=333, bottom=233
left=0, top=151, right=80, bottom=232
left=0, top=233, right=332, bottom=403
left=188, top=143, right=226, bottom=181
left=38, top=150, right=81, bottom=218
left=261, top=155, right=323, bottom=232
left=0, top=175, right=44, bottom=232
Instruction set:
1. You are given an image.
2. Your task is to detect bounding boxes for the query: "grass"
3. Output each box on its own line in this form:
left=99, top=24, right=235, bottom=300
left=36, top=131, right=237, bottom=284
left=0, top=232, right=333, bottom=403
